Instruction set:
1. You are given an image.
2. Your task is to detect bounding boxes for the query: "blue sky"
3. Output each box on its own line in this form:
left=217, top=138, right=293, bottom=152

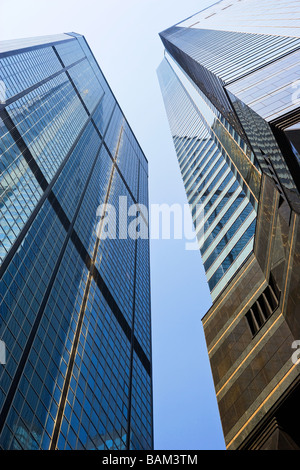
left=0, top=0, right=225, bottom=450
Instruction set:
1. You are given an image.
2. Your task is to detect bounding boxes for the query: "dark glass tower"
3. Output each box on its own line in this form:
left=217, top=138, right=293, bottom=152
left=158, top=0, right=300, bottom=450
left=0, top=33, right=152, bottom=450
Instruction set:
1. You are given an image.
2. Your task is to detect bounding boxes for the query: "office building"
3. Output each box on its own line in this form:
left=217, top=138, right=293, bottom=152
left=0, top=33, right=153, bottom=450
left=158, top=0, right=300, bottom=449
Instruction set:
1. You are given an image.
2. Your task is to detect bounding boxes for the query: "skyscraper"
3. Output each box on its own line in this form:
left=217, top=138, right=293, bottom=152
left=158, top=0, right=300, bottom=450
left=0, top=33, right=153, bottom=450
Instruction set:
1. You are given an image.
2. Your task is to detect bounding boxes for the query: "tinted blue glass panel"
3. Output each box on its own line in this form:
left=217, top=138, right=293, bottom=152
left=204, top=203, right=254, bottom=270
left=208, top=220, right=256, bottom=290
left=0, top=34, right=152, bottom=451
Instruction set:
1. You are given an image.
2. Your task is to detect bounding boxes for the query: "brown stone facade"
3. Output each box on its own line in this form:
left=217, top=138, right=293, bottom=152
left=202, top=174, right=300, bottom=449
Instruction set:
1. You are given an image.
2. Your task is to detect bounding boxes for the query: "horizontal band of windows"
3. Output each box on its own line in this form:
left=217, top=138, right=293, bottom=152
left=177, top=130, right=207, bottom=166
left=208, top=220, right=256, bottom=294
left=192, top=172, right=235, bottom=228
left=204, top=203, right=255, bottom=271
left=185, top=148, right=222, bottom=194
left=189, top=163, right=230, bottom=209
left=181, top=137, right=212, bottom=177
left=201, top=193, right=248, bottom=262
left=206, top=211, right=256, bottom=279
left=197, top=184, right=242, bottom=256
left=201, top=182, right=241, bottom=237
left=187, top=158, right=226, bottom=202
left=210, top=239, right=254, bottom=302
left=182, top=139, right=214, bottom=179
left=183, top=144, right=218, bottom=188
left=175, top=123, right=207, bottom=158
left=177, top=134, right=208, bottom=169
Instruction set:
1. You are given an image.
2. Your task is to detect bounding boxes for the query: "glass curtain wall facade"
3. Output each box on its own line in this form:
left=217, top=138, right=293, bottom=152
left=158, top=0, right=300, bottom=450
left=0, top=33, right=152, bottom=450
left=158, top=0, right=300, bottom=209
left=157, top=53, right=259, bottom=301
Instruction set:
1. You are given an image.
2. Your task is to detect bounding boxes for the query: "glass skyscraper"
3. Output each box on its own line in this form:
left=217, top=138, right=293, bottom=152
left=157, top=55, right=258, bottom=301
left=158, top=0, right=300, bottom=450
left=0, top=33, right=153, bottom=450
